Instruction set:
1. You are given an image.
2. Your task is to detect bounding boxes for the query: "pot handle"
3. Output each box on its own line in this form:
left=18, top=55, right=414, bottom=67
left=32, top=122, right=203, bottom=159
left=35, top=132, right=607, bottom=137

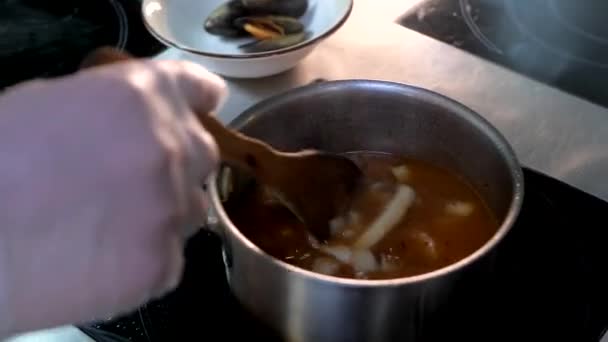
left=202, top=187, right=222, bottom=236
left=201, top=184, right=234, bottom=269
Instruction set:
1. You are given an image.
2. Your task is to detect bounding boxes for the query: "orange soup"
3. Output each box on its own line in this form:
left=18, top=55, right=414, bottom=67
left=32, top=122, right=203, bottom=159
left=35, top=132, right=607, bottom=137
left=224, top=152, right=499, bottom=280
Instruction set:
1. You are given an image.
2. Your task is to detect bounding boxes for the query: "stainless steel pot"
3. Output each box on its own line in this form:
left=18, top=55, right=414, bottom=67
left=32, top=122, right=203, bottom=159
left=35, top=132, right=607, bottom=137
left=205, top=80, right=524, bottom=342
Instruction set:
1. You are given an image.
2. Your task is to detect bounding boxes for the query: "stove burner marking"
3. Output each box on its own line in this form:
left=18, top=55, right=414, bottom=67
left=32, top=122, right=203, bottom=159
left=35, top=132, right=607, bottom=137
left=459, top=0, right=503, bottom=55
left=507, top=0, right=608, bottom=68
left=548, top=0, right=608, bottom=45
left=108, top=0, right=129, bottom=51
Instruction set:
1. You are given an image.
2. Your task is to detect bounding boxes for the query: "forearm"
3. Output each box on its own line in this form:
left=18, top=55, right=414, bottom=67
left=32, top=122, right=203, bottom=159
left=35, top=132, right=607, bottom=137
left=0, top=245, right=14, bottom=339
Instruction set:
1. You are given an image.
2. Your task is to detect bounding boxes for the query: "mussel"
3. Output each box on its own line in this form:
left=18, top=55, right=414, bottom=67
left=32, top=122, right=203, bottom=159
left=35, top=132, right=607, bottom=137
left=204, top=0, right=247, bottom=37
left=204, top=0, right=309, bottom=52
left=240, top=0, right=308, bottom=18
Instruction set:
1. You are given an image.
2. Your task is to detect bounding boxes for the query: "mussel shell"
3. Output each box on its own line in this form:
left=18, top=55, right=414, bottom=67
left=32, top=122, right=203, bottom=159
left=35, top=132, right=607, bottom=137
left=233, top=15, right=304, bottom=35
left=239, top=31, right=308, bottom=52
left=204, top=0, right=247, bottom=37
left=240, top=0, right=308, bottom=18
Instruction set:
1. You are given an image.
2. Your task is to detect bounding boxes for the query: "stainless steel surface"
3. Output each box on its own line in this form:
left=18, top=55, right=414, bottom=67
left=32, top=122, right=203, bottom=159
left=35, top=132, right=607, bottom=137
left=208, top=80, right=523, bottom=342
left=159, top=0, right=608, bottom=203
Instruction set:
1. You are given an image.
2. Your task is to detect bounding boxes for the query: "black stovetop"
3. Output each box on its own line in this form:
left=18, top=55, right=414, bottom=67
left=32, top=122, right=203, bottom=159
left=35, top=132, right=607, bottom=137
left=84, top=167, right=608, bottom=342
left=398, top=0, right=608, bottom=109
left=0, top=0, right=165, bottom=90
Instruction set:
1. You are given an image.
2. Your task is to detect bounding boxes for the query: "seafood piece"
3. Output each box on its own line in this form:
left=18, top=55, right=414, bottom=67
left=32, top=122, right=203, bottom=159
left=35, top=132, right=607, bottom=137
left=204, top=1, right=247, bottom=37
left=391, top=165, right=410, bottom=183
left=234, top=15, right=304, bottom=40
left=238, top=31, right=307, bottom=52
left=240, top=0, right=308, bottom=18
left=445, top=200, right=474, bottom=216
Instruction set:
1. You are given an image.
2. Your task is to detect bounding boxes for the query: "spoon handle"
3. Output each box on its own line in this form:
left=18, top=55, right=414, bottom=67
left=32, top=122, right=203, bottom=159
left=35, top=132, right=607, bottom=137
left=195, top=114, right=278, bottom=182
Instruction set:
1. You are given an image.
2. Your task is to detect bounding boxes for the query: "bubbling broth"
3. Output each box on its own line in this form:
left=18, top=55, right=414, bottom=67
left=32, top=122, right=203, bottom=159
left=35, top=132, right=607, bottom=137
left=224, top=152, right=500, bottom=280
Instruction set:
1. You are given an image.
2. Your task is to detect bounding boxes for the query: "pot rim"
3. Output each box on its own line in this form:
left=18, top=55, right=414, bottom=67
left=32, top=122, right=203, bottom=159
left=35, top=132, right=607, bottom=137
left=208, top=79, right=525, bottom=288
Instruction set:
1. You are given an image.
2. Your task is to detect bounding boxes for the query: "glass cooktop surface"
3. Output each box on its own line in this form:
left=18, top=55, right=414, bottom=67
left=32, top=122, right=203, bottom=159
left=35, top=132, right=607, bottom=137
left=83, top=167, right=608, bottom=342
left=398, top=0, right=608, bottom=109
left=0, top=0, right=165, bottom=90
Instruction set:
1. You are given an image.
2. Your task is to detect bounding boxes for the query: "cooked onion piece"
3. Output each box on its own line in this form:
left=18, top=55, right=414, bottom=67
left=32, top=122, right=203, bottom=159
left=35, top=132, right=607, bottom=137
left=321, top=245, right=352, bottom=263
left=351, top=249, right=378, bottom=273
left=312, top=257, right=340, bottom=275
left=354, top=185, right=416, bottom=250
left=321, top=245, right=379, bottom=273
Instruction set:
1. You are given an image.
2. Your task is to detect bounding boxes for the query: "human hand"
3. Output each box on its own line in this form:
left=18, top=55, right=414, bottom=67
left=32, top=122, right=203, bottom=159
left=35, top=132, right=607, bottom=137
left=0, top=59, right=226, bottom=336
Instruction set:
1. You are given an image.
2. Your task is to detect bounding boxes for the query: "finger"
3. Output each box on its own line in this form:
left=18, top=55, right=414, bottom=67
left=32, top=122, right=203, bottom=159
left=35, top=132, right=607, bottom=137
left=147, top=60, right=222, bottom=236
left=180, top=115, right=219, bottom=232
left=159, top=60, right=228, bottom=115
left=182, top=187, right=210, bottom=239
left=183, top=114, right=219, bottom=183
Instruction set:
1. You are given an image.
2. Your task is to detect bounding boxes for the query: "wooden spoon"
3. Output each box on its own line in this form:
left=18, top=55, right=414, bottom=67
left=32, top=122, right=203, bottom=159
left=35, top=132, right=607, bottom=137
left=80, top=47, right=363, bottom=240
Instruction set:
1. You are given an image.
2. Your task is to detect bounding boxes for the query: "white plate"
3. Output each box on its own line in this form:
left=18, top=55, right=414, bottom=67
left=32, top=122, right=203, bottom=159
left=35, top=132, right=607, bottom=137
left=142, top=0, right=353, bottom=78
